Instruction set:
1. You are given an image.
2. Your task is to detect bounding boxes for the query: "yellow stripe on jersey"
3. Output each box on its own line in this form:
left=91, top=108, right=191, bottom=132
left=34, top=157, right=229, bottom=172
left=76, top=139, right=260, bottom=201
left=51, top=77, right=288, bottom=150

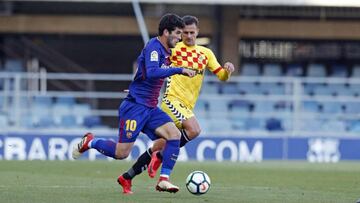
left=163, top=41, right=230, bottom=110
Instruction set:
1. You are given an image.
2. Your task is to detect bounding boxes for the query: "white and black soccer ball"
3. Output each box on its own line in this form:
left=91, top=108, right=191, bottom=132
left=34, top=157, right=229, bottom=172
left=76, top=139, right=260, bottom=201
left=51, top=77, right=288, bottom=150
left=185, top=171, right=211, bottom=195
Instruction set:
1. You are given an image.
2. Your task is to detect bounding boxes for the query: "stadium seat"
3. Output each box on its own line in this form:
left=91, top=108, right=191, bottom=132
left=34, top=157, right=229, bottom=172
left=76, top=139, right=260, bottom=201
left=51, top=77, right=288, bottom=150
left=72, top=103, right=91, bottom=125
left=52, top=103, right=72, bottom=125
left=33, top=96, right=52, bottom=107
left=321, top=102, right=343, bottom=114
left=265, top=118, right=284, bottom=131
left=4, top=59, right=24, bottom=72
left=347, top=120, right=360, bottom=132
left=201, top=82, right=220, bottom=94
left=60, top=114, right=78, bottom=128
left=253, top=100, right=275, bottom=113
left=0, top=113, right=8, bottom=128
left=194, top=99, right=208, bottom=119
left=330, top=64, right=348, bottom=78
left=83, top=115, right=102, bottom=128
left=259, top=83, right=286, bottom=95
left=55, top=96, right=76, bottom=106
left=307, top=63, right=326, bottom=77
left=349, top=84, right=360, bottom=96
left=285, top=64, right=304, bottom=76
left=237, top=82, right=261, bottom=95
left=351, top=65, right=360, bottom=77
left=241, top=63, right=260, bottom=76
left=344, top=102, right=360, bottom=114
left=220, top=82, right=239, bottom=94
left=208, top=118, right=233, bottom=133
left=313, top=85, right=333, bottom=96
left=207, top=100, right=229, bottom=118
left=263, top=63, right=282, bottom=76
left=301, top=101, right=320, bottom=113
left=327, top=84, right=352, bottom=96
left=231, top=118, right=247, bottom=131
left=299, top=118, right=324, bottom=132
left=228, top=100, right=251, bottom=119
left=246, top=118, right=266, bottom=131
left=322, top=120, right=346, bottom=132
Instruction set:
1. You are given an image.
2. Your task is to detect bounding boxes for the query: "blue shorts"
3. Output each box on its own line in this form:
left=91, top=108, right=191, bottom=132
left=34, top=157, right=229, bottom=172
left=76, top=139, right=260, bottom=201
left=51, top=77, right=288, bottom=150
left=118, top=99, right=173, bottom=143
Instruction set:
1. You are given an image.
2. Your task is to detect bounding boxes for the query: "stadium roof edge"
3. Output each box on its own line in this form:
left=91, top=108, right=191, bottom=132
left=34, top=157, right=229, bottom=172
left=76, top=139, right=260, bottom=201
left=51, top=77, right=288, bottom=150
left=7, top=0, right=360, bottom=8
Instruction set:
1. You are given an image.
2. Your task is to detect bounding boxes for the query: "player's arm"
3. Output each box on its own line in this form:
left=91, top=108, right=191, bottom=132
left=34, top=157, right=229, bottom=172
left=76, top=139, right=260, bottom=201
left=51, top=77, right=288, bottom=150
left=207, top=50, right=235, bottom=81
left=144, top=47, right=195, bottom=78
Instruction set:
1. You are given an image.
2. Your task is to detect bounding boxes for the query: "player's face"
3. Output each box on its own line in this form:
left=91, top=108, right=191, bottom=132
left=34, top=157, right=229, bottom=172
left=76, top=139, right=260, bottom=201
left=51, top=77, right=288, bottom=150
left=182, top=23, right=199, bottom=46
left=167, top=27, right=183, bottom=48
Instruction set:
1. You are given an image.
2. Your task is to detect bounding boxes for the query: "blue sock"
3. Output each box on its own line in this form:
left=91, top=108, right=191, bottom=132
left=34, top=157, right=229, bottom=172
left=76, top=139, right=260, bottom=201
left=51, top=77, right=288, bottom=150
left=160, top=139, right=180, bottom=177
left=90, top=138, right=116, bottom=158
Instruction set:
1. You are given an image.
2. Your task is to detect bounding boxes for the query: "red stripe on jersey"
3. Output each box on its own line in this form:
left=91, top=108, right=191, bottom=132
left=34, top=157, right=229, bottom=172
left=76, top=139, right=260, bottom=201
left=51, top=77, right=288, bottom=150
left=181, top=47, right=187, bottom=52
left=213, top=67, right=223, bottom=74
left=187, top=52, right=192, bottom=57
left=176, top=51, right=182, bottom=56
left=118, top=119, right=125, bottom=143
left=182, top=56, right=187, bottom=61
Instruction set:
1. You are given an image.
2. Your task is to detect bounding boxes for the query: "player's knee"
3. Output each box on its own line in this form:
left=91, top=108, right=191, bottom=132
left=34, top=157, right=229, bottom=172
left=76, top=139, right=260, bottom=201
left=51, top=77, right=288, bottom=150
left=114, top=151, right=130, bottom=160
left=168, top=128, right=181, bottom=140
left=187, top=127, right=201, bottom=139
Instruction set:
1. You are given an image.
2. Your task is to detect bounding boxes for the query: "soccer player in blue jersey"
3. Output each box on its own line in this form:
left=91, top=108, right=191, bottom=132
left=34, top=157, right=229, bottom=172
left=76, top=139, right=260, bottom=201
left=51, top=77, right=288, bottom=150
left=72, top=13, right=195, bottom=194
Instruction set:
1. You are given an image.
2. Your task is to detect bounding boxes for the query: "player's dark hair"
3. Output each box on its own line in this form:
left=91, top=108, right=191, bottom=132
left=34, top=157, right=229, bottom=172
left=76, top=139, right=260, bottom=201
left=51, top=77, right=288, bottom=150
left=182, top=15, right=199, bottom=26
left=158, top=13, right=184, bottom=36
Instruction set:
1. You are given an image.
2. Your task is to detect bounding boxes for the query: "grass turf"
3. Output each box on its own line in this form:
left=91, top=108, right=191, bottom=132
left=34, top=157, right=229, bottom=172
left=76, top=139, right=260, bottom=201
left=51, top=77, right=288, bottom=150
left=0, top=160, right=359, bottom=203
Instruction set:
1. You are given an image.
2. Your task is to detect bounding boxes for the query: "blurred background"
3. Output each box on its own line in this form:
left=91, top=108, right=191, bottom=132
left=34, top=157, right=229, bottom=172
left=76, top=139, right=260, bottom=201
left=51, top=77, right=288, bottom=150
left=0, top=0, right=360, bottom=162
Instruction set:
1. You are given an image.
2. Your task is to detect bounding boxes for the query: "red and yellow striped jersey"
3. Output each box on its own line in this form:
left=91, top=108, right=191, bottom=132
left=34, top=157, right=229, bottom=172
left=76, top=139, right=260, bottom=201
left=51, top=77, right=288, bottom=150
left=163, top=41, right=231, bottom=110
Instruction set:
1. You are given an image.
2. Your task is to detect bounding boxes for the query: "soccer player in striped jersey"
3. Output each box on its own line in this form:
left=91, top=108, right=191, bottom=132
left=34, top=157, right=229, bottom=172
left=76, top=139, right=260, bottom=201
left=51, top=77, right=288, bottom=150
left=118, top=15, right=235, bottom=194
left=72, top=13, right=196, bottom=194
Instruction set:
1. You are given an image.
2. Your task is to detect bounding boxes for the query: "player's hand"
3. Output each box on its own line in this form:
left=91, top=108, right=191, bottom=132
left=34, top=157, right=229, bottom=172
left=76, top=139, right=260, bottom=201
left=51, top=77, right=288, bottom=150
left=223, top=62, right=235, bottom=73
left=182, top=69, right=196, bottom=77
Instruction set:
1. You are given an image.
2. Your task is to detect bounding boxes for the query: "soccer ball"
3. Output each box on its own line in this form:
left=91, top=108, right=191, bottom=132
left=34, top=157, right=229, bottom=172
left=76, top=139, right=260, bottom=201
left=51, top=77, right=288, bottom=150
left=185, top=171, right=211, bottom=195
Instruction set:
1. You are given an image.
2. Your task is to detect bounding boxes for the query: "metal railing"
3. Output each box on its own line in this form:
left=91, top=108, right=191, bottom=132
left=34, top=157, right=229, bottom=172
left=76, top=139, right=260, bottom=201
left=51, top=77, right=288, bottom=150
left=0, top=71, right=359, bottom=136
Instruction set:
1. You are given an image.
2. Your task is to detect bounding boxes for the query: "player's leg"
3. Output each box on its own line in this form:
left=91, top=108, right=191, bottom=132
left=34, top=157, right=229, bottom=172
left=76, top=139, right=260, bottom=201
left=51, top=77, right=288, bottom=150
left=72, top=100, right=141, bottom=160
left=153, top=121, right=181, bottom=193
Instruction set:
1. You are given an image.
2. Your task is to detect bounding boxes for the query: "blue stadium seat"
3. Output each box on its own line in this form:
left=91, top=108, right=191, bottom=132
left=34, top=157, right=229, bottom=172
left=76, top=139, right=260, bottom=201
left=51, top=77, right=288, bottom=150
left=321, top=102, right=343, bottom=114
left=246, top=118, right=266, bottom=131
left=265, top=118, right=284, bottom=131
left=302, top=83, right=324, bottom=96
left=0, top=113, right=8, bottom=128
left=84, top=116, right=102, bottom=128
left=330, top=64, right=348, bottom=78
left=322, top=120, right=346, bottom=132
left=194, top=99, right=208, bottom=119
left=33, top=96, right=52, bottom=107
left=344, top=102, right=360, bottom=114
left=4, top=59, right=24, bottom=72
left=207, top=100, right=229, bottom=119
left=349, top=84, right=360, bottom=96
left=72, top=103, right=91, bottom=125
left=263, top=63, right=282, bottom=76
left=237, top=82, right=261, bottom=95
left=228, top=100, right=251, bottom=119
left=313, top=85, right=333, bottom=96
left=61, top=115, right=78, bottom=128
left=299, top=118, right=323, bottom=132
left=285, top=64, right=303, bottom=76
left=52, top=103, right=72, bottom=125
left=351, top=65, right=360, bottom=77
left=301, top=101, right=320, bottom=113
left=307, top=63, right=326, bottom=77
left=201, top=82, right=220, bottom=94
left=241, top=63, right=260, bottom=76
left=347, top=120, right=360, bottom=132
left=327, top=84, right=352, bottom=96
left=253, top=100, right=275, bottom=113
left=208, top=118, right=232, bottom=132
left=231, top=118, right=247, bottom=131
left=55, top=96, right=76, bottom=106
left=259, top=83, right=285, bottom=95
left=220, top=82, right=239, bottom=94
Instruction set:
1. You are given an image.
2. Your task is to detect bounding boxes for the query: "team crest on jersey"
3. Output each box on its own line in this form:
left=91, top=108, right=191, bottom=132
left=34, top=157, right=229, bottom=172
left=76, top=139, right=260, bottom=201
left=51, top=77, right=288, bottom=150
left=150, top=51, right=159, bottom=61
left=126, top=132, right=132, bottom=139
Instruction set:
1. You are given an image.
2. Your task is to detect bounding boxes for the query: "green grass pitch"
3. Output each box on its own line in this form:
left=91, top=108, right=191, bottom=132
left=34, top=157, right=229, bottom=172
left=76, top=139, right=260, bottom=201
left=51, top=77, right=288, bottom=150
left=1, top=160, right=359, bottom=203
